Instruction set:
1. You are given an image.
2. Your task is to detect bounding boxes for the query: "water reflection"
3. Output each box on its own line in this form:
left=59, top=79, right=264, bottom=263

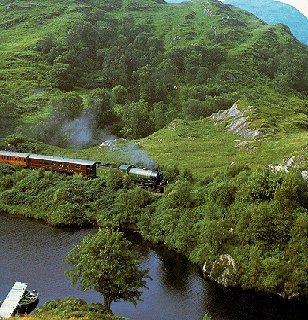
left=204, top=283, right=308, bottom=320
left=0, top=214, right=307, bottom=320
left=155, top=247, right=190, bottom=293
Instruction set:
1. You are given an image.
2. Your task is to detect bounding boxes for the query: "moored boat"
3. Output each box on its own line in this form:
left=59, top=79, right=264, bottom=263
left=17, top=289, right=39, bottom=314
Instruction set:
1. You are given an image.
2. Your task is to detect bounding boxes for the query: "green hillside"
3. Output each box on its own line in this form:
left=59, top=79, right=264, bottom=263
left=0, top=0, right=307, bottom=173
left=0, top=0, right=308, bottom=306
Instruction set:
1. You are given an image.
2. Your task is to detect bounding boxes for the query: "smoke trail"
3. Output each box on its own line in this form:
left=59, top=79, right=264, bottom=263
left=100, top=139, right=157, bottom=169
left=64, top=115, right=93, bottom=148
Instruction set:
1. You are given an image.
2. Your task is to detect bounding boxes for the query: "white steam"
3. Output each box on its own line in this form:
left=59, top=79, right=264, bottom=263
left=100, top=139, right=157, bottom=169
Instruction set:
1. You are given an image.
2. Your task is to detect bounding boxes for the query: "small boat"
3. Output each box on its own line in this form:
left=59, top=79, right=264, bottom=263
left=17, top=289, right=39, bottom=314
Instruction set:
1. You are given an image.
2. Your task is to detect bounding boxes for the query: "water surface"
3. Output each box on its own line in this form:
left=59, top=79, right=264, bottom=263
left=0, top=214, right=307, bottom=319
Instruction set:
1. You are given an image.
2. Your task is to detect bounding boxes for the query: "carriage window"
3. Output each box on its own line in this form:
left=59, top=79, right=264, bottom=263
left=44, top=161, right=50, bottom=165
left=75, top=165, right=81, bottom=170
left=65, top=164, right=70, bottom=168
left=51, top=162, right=56, bottom=166
left=39, top=161, right=43, bottom=164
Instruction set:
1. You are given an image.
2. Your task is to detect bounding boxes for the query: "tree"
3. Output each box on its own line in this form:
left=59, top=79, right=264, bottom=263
left=119, top=100, right=154, bottom=138
left=87, top=88, right=118, bottom=130
left=65, top=228, right=150, bottom=314
left=50, top=92, right=83, bottom=120
left=49, top=62, right=79, bottom=90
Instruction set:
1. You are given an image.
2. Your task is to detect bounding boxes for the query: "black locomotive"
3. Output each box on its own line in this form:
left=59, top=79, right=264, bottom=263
left=103, top=163, right=167, bottom=192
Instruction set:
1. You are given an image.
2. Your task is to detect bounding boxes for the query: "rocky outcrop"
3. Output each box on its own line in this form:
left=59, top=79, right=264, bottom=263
left=212, top=103, right=262, bottom=140
left=203, top=254, right=237, bottom=287
left=270, top=155, right=308, bottom=181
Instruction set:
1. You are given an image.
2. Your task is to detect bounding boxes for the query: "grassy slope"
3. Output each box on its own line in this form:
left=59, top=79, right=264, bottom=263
left=0, top=0, right=81, bottom=122
left=0, top=0, right=307, bottom=177
left=141, top=118, right=307, bottom=176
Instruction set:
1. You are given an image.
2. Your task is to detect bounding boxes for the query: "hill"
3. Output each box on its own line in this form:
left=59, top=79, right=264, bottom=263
left=166, top=0, right=308, bottom=45
left=221, top=0, right=308, bottom=45
left=0, top=0, right=307, bottom=176
left=0, top=0, right=307, bottom=307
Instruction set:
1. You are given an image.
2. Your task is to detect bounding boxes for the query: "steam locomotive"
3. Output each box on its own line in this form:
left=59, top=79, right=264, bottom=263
left=0, top=150, right=167, bottom=191
left=102, top=164, right=167, bottom=192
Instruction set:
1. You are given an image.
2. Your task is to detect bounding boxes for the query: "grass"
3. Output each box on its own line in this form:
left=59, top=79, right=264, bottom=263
left=5, top=110, right=305, bottom=180
left=140, top=118, right=307, bottom=177
left=0, top=0, right=82, bottom=100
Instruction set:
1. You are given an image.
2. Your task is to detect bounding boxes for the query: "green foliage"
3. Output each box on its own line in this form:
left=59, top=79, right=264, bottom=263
left=49, top=62, right=80, bottom=90
left=164, top=180, right=195, bottom=208
left=3, top=134, right=45, bottom=153
left=108, top=187, right=154, bottom=226
left=65, top=228, right=150, bottom=313
left=87, top=88, right=118, bottom=131
left=29, top=92, right=85, bottom=147
left=237, top=168, right=284, bottom=202
left=0, top=161, right=307, bottom=299
left=207, top=179, right=236, bottom=210
left=1, top=0, right=307, bottom=142
left=34, top=297, right=125, bottom=320
left=50, top=92, right=83, bottom=120
left=0, top=0, right=307, bottom=302
left=119, top=100, right=154, bottom=138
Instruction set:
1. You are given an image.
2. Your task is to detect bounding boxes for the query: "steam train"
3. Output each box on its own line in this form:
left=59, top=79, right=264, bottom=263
left=0, top=150, right=100, bottom=178
left=0, top=150, right=166, bottom=191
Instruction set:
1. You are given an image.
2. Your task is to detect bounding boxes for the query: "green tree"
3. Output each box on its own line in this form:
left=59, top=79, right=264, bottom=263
left=65, top=228, right=150, bottom=314
left=119, top=100, right=154, bottom=138
left=50, top=92, right=83, bottom=120
left=49, top=62, right=79, bottom=90
left=87, top=88, right=118, bottom=130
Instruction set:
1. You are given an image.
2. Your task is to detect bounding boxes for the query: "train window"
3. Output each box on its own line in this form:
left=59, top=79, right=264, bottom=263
left=59, top=163, right=64, bottom=168
left=15, top=158, right=17, bottom=160
left=44, top=161, right=50, bottom=165
left=75, top=165, right=81, bottom=170
left=65, top=164, right=70, bottom=168
left=39, top=161, right=43, bottom=165
left=51, top=162, right=56, bottom=166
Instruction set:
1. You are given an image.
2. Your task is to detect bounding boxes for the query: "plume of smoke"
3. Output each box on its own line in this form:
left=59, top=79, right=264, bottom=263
left=65, top=115, right=93, bottom=148
left=100, top=139, right=157, bottom=169
left=122, top=141, right=157, bottom=169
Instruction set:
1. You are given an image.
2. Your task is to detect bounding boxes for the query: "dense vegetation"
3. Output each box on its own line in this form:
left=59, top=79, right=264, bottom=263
left=0, top=0, right=307, bottom=313
left=9, top=297, right=126, bottom=320
left=0, top=0, right=307, bottom=147
left=0, top=163, right=307, bottom=300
